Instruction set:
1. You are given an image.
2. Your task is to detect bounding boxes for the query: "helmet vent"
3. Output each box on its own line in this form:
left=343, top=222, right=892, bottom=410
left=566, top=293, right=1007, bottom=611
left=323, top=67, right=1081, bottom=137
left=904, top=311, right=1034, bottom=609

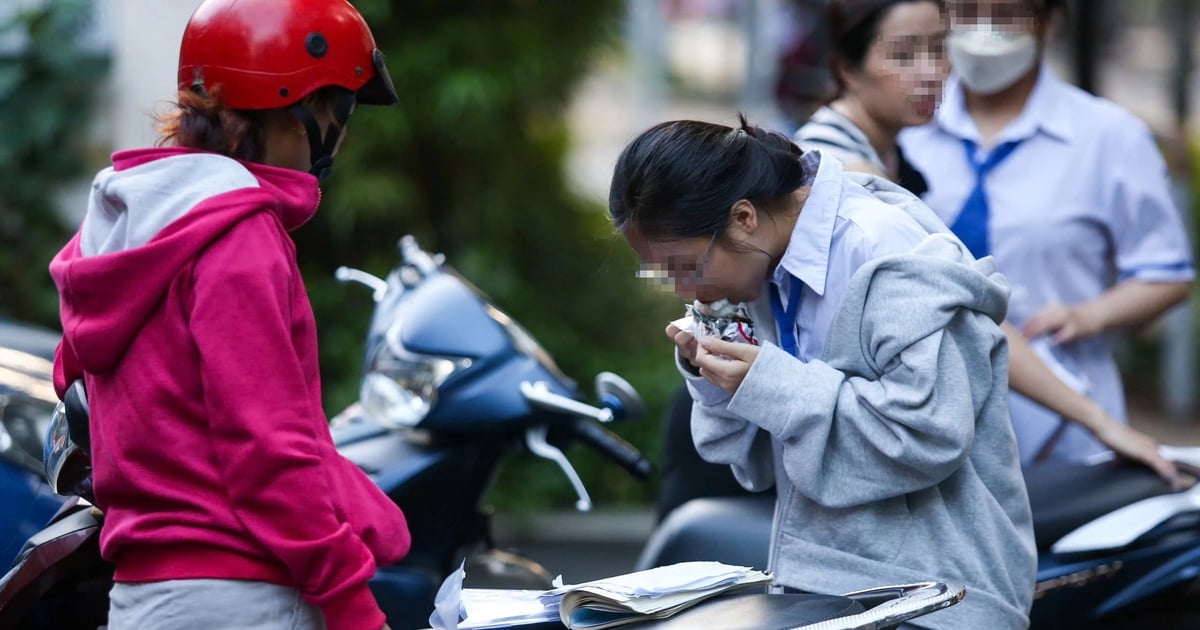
left=306, top=33, right=328, bottom=58
left=190, top=68, right=206, bottom=94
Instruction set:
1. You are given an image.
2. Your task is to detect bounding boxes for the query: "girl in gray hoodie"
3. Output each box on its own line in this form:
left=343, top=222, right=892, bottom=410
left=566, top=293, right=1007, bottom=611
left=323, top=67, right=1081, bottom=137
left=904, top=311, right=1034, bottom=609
left=609, top=116, right=1036, bottom=629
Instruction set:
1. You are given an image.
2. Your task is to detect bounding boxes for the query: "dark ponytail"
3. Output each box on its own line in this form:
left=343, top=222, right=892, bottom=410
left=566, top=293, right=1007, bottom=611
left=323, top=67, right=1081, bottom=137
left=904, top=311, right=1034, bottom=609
left=609, top=114, right=806, bottom=242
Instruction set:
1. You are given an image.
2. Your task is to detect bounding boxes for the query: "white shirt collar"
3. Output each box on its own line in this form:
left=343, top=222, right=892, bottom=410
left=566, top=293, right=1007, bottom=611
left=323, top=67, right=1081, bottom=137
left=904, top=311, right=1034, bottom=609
left=772, top=152, right=842, bottom=297
left=936, top=63, right=1075, bottom=147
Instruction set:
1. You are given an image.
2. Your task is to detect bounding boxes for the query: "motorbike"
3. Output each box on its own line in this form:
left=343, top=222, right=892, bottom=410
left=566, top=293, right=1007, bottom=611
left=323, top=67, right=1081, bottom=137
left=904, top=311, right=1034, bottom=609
left=639, top=385, right=1200, bottom=629
left=0, top=236, right=965, bottom=630
left=0, top=320, right=69, bottom=569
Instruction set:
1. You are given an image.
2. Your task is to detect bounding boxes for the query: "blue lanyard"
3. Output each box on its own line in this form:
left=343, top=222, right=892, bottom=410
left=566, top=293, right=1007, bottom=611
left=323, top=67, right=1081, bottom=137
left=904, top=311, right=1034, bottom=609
left=768, top=274, right=803, bottom=358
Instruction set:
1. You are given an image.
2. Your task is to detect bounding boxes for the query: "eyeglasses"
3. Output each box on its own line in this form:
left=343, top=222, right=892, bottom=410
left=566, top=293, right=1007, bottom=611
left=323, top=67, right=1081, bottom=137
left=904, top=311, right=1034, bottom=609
left=636, top=228, right=721, bottom=291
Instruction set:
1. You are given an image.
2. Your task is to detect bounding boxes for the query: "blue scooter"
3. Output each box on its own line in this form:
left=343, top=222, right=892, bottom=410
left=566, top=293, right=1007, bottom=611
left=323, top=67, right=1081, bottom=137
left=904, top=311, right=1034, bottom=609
left=0, top=237, right=965, bottom=630
left=0, top=320, right=68, bottom=569
left=328, top=236, right=658, bottom=628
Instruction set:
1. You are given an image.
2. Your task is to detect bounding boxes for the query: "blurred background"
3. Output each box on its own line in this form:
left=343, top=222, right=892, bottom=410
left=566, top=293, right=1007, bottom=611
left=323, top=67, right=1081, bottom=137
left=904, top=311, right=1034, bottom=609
left=1, top=1, right=1198, bottom=571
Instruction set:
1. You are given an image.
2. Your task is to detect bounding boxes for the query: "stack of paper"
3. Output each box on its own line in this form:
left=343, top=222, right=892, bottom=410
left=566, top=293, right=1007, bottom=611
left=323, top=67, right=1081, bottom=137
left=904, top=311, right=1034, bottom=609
left=542, top=561, right=772, bottom=629
left=432, top=561, right=771, bottom=630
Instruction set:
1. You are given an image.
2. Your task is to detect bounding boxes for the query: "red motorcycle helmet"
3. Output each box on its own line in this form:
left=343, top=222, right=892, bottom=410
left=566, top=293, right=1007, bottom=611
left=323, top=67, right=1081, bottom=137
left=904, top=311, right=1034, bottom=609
left=177, top=0, right=397, bottom=110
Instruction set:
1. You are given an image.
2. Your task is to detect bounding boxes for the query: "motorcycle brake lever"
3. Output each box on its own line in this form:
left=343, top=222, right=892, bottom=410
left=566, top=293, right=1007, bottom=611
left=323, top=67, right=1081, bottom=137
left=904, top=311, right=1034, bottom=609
left=525, top=425, right=592, bottom=512
left=520, top=381, right=613, bottom=423
left=334, top=266, right=388, bottom=302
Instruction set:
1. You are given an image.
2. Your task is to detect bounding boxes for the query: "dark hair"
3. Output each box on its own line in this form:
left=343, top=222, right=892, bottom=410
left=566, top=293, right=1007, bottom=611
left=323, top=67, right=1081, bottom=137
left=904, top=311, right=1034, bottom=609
left=156, top=87, right=265, bottom=161
left=944, top=0, right=1067, bottom=24
left=826, top=0, right=946, bottom=94
left=156, top=85, right=343, bottom=162
left=1030, top=0, right=1066, bottom=19
left=608, top=115, right=805, bottom=242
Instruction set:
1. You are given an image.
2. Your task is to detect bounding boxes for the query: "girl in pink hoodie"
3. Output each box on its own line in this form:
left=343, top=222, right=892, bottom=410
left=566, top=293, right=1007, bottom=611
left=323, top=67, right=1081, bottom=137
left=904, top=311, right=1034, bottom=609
left=49, top=1, right=410, bottom=628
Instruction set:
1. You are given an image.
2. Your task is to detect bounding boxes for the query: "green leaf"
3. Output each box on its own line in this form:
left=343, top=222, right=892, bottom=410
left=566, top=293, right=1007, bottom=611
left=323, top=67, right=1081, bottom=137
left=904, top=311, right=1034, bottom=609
left=0, top=0, right=106, bottom=324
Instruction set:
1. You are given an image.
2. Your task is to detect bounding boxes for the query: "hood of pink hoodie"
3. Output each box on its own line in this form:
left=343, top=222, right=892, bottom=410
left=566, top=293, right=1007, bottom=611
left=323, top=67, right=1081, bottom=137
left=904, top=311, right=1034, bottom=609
left=50, top=147, right=320, bottom=375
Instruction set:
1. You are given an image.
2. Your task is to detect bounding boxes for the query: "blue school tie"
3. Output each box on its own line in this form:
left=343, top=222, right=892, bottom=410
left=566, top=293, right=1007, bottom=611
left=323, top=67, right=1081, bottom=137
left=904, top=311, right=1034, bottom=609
left=768, top=274, right=803, bottom=358
left=950, top=138, right=1023, bottom=259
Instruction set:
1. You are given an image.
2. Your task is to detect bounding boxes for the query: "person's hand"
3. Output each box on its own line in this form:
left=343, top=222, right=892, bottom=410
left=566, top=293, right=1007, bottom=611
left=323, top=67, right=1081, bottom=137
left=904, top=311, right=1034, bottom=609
left=1091, top=414, right=1181, bottom=489
left=665, top=322, right=700, bottom=370
left=381, top=624, right=392, bottom=630
left=1023, top=303, right=1101, bottom=344
left=692, top=337, right=761, bottom=394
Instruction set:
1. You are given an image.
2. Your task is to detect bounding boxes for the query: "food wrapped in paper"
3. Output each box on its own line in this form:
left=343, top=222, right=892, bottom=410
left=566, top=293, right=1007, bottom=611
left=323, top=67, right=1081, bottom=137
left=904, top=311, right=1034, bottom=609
left=670, top=299, right=758, bottom=346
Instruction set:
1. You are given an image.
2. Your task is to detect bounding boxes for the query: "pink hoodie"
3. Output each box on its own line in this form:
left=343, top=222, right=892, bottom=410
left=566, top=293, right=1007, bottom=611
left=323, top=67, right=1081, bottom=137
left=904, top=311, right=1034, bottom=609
left=50, top=147, right=410, bottom=630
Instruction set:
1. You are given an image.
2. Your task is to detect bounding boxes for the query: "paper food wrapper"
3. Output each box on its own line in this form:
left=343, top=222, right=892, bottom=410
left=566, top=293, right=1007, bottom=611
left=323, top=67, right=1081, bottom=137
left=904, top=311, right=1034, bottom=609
left=671, top=299, right=758, bottom=346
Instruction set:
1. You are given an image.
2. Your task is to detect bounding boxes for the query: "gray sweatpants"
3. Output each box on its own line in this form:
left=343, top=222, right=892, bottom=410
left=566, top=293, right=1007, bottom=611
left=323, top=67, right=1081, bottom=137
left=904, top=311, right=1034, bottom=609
left=108, top=579, right=327, bottom=630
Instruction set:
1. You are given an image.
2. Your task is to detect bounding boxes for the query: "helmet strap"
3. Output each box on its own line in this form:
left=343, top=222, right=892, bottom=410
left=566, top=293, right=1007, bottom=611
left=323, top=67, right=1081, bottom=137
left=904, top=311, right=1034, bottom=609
left=288, top=89, right=356, bottom=181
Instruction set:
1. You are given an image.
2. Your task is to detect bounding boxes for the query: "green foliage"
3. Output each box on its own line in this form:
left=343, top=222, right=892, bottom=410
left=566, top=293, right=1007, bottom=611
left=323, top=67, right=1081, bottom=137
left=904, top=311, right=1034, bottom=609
left=0, top=0, right=683, bottom=511
left=293, top=1, right=683, bottom=509
left=0, top=0, right=107, bottom=323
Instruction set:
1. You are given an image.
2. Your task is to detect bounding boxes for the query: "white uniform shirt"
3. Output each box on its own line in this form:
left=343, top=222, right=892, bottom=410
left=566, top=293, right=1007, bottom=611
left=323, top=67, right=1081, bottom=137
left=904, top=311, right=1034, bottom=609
left=899, top=65, right=1195, bottom=463
left=770, top=152, right=933, bottom=364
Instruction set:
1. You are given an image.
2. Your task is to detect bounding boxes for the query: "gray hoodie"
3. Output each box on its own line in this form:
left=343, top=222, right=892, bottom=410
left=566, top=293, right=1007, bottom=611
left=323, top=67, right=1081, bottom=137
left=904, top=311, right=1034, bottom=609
left=683, top=173, right=1037, bottom=629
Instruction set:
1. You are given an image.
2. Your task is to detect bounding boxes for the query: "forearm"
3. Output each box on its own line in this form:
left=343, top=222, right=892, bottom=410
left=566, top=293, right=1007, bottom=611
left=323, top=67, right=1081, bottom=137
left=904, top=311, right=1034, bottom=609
left=1002, top=321, right=1105, bottom=434
left=728, top=340, right=976, bottom=507
left=690, top=402, right=775, bottom=492
left=673, top=344, right=775, bottom=490
left=1080, top=280, right=1191, bottom=333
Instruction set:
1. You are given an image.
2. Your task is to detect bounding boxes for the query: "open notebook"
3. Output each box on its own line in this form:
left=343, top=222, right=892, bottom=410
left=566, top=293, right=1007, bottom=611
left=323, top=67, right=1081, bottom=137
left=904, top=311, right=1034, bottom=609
left=441, top=561, right=772, bottom=630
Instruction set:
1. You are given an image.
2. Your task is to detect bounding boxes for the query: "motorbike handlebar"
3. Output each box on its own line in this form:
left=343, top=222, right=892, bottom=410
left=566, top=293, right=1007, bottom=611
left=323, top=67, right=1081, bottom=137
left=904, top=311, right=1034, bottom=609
left=571, top=418, right=654, bottom=481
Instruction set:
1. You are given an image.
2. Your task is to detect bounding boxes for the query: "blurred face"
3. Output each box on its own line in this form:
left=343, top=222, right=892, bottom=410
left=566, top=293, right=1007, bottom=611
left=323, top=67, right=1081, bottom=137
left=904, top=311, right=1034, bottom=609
left=263, top=98, right=353, bottom=173
left=842, top=1, right=949, bottom=128
left=947, top=0, right=1040, bottom=35
left=624, top=225, right=772, bottom=305
left=945, top=0, right=1043, bottom=94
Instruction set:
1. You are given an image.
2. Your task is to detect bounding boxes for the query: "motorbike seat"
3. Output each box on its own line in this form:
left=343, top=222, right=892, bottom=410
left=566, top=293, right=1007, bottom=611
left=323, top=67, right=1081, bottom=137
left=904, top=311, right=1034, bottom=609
left=1024, top=460, right=1171, bottom=552
left=635, top=496, right=773, bottom=572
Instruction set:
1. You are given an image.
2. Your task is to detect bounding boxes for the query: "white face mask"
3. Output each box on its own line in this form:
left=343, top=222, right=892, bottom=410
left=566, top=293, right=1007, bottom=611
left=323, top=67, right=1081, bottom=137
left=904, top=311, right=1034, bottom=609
left=947, top=22, right=1038, bottom=95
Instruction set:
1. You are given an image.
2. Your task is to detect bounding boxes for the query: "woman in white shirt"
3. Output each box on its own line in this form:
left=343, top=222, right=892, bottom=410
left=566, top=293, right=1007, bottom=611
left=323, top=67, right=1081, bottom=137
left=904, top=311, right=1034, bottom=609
left=899, top=0, right=1194, bottom=467
left=792, top=0, right=1182, bottom=483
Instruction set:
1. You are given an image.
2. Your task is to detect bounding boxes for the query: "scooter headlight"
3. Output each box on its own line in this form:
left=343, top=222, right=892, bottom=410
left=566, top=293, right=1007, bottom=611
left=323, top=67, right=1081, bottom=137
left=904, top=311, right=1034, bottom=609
left=360, top=324, right=471, bottom=429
